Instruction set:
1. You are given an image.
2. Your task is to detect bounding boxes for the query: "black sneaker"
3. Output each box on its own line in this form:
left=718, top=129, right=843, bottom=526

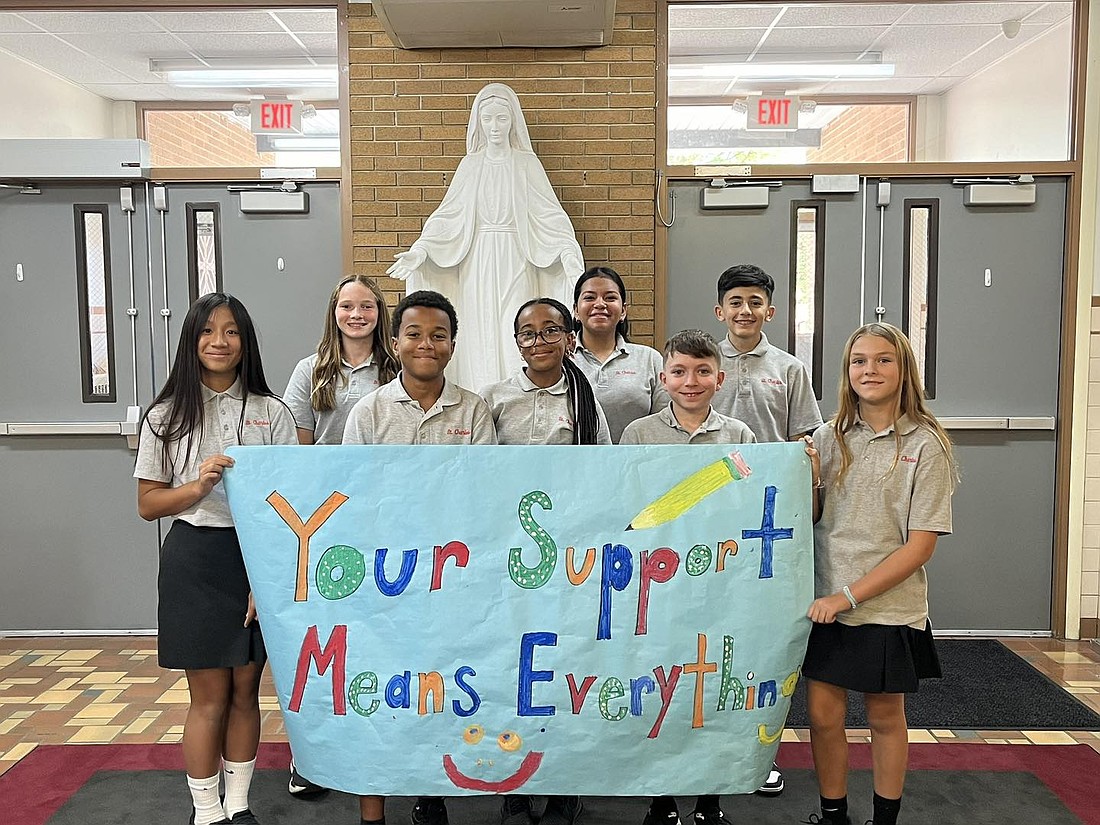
left=288, top=760, right=328, bottom=799
left=754, top=763, right=784, bottom=796
left=542, top=796, right=583, bottom=825
left=411, top=797, right=449, bottom=825
left=690, top=809, right=731, bottom=825
left=500, top=795, right=535, bottom=825
left=800, top=815, right=852, bottom=825
left=188, top=812, right=230, bottom=825
left=227, top=810, right=261, bottom=825
left=642, top=798, right=680, bottom=825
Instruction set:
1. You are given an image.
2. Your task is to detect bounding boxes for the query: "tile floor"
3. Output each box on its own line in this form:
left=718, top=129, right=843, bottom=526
left=0, top=635, right=1097, bottom=778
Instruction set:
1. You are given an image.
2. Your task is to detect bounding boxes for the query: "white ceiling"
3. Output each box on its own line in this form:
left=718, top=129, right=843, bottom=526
left=0, top=8, right=338, bottom=101
left=668, top=1, right=1075, bottom=97
left=0, top=3, right=1077, bottom=102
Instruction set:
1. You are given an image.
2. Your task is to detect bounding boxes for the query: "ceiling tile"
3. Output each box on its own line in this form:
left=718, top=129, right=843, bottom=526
left=0, top=13, right=39, bottom=33
left=173, top=31, right=305, bottom=58
left=669, top=6, right=781, bottom=30
left=0, top=33, right=133, bottom=84
left=84, top=83, right=169, bottom=101
left=669, top=28, right=768, bottom=56
left=756, top=26, right=891, bottom=54
left=271, top=10, right=338, bottom=34
left=294, top=33, right=340, bottom=57
left=896, top=2, right=1046, bottom=26
left=871, top=24, right=1002, bottom=76
left=19, top=11, right=162, bottom=33
left=59, top=32, right=194, bottom=80
left=147, top=11, right=282, bottom=33
left=778, top=5, right=910, bottom=27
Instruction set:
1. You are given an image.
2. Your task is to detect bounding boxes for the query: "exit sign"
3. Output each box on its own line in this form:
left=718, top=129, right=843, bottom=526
left=746, top=95, right=800, bottom=131
left=250, top=100, right=303, bottom=135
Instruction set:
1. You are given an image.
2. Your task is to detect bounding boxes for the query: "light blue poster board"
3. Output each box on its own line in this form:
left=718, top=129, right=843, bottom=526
left=224, top=442, right=813, bottom=796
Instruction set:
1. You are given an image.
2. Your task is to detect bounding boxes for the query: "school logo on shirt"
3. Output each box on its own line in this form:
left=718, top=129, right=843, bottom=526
left=900, top=455, right=918, bottom=463
left=614, top=369, right=638, bottom=377
left=760, top=378, right=785, bottom=387
left=245, top=418, right=271, bottom=427
left=447, top=427, right=472, bottom=437
left=557, top=416, right=575, bottom=427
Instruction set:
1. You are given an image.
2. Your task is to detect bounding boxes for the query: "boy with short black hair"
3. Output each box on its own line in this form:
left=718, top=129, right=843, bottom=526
left=710, top=264, right=820, bottom=801
left=620, top=329, right=756, bottom=446
left=711, top=264, right=822, bottom=444
left=342, top=290, right=496, bottom=825
left=343, top=290, right=497, bottom=447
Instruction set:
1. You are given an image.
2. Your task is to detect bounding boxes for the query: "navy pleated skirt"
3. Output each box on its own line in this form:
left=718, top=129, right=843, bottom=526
left=802, top=619, right=941, bottom=694
left=157, top=520, right=266, bottom=670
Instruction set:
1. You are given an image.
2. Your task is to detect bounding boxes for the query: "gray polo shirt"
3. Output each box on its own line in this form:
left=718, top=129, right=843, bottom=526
left=133, top=378, right=298, bottom=527
left=480, top=370, right=612, bottom=445
left=813, top=416, right=954, bottom=629
left=619, top=403, right=757, bottom=446
left=283, top=353, right=381, bottom=445
left=571, top=337, right=668, bottom=443
left=711, top=333, right=823, bottom=442
left=342, top=374, right=497, bottom=445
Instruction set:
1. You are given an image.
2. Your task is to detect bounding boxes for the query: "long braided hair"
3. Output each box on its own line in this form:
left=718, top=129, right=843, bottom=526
left=514, top=297, right=601, bottom=445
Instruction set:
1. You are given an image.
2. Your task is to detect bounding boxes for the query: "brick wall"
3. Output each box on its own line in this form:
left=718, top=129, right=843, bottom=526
left=806, top=104, right=909, bottom=164
left=144, top=110, right=275, bottom=167
left=347, top=1, right=658, bottom=342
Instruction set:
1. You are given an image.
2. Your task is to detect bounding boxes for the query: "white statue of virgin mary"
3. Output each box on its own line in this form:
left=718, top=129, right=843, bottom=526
left=386, top=83, right=585, bottom=391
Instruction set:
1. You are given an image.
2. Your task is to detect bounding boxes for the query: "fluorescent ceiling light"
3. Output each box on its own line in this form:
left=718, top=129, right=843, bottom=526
left=150, top=59, right=337, bottom=89
left=670, top=62, right=895, bottom=80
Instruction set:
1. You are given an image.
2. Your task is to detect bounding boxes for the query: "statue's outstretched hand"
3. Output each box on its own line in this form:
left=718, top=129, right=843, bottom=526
left=386, top=247, right=427, bottom=281
left=561, top=250, right=584, bottom=278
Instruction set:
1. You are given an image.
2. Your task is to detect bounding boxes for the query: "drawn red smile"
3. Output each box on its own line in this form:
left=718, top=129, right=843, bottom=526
left=442, top=750, right=543, bottom=792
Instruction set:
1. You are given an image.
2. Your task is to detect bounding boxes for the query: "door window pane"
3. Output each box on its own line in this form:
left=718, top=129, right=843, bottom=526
left=790, top=202, right=824, bottom=399
left=903, top=200, right=939, bottom=396
left=75, top=206, right=116, bottom=403
left=187, top=204, right=222, bottom=302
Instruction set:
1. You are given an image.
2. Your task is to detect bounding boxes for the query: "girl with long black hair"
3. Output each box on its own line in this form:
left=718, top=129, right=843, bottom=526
left=135, top=293, right=297, bottom=825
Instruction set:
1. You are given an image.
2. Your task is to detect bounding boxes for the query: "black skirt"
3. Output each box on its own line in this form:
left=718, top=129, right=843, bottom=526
left=157, top=520, right=266, bottom=670
left=801, top=620, right=941, bottom=694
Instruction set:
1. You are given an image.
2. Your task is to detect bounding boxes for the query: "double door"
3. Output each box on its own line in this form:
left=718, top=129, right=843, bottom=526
left=0, top=181, right=341, bottom=631
left=667, top=176, right=1065, bottom=632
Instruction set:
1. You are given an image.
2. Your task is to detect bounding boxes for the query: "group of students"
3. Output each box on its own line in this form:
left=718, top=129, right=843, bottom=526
left=134, top=263, right=956, bottom=825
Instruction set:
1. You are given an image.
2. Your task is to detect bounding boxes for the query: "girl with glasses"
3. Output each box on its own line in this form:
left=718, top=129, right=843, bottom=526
left=482, top=298, right=611, bottom=444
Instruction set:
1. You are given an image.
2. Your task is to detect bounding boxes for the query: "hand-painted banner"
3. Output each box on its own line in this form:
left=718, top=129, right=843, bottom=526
left=224, top=443, right=813, bottom=797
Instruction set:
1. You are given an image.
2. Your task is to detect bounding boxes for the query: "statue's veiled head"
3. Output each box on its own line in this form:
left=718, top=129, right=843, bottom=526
left=466, top=83, right=533, bottom=154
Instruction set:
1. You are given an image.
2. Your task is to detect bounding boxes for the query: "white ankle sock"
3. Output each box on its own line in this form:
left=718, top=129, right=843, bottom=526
left=222, top=757, right=256, bottom=818
left=187, top=773, right=224, bottom=825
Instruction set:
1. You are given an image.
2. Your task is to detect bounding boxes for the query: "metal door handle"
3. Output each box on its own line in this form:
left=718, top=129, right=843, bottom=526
left=1, top=406, right=142, bottom=448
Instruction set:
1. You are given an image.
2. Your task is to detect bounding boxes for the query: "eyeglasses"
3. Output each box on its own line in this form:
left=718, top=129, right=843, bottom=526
left=514, top=326, right=568, bottom=348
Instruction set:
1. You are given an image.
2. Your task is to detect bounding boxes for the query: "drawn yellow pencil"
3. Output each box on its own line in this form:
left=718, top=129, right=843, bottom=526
left=626, top=450, right=752, bottom=531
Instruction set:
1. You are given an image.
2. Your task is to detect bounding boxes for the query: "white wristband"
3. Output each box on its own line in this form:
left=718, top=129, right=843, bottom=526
left=842, top=585, right=859, bottom=610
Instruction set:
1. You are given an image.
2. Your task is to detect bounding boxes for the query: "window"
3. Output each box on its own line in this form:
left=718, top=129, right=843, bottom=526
left=74, top=206, right=116, bottom=403
left=142, top=108, right=341, bottom=169
left=666, top=2, right=1075, bottom=166
left=789, top=202, right=824, bottom=398
left=187, top=204, right=222, bottom=303
left=902, top=199, right=939, bottom=396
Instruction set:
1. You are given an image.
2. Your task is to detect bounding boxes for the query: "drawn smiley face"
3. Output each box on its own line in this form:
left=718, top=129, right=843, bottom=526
left=442, top=724, right=544, bottom=792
